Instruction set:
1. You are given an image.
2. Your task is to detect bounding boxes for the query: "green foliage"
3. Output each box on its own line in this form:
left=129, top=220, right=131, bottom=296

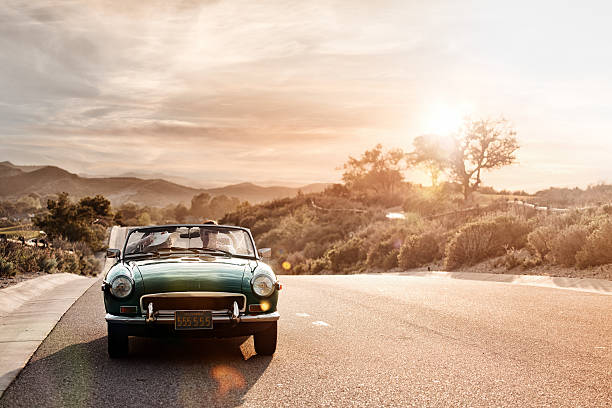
left=549, top=224, right=588, bottom=266
left=0, top=241, right=99, bottom=278
left=448, top=118, right=519, bottom=200
left=576, top=220, right=612, bottom=268
left=402, top=186, right=456, bottom=216
left=0, top=258, right=15, bottom=277
left=535, top=184, right=612, bottom=208
left=527, top=225, right=557, bottom=258
left=444, top=215, right=531, bottom=270
left=326, top=237, right=366, bottom=273
left=366, top=238, right=400, bottom=270
left=34, top=192, right=111, bottom=251
left=398, top=232, right=442, bottom=269
left=342, top=144, right=408, bottom=205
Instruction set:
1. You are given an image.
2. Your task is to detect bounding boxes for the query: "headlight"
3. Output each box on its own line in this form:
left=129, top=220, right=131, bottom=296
left=110, top=276, right=133, bottom=298
left=252, top=274, right=275, bottom=297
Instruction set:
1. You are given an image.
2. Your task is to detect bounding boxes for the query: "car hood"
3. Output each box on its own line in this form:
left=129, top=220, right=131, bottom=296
left=132, top=257, right=250, bottom=294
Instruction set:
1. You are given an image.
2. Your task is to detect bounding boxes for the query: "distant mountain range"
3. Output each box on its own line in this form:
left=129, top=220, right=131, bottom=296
left=0, top=161, right=329, bottom=207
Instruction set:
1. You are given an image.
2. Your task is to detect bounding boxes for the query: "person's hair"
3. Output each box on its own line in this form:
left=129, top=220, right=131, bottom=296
left=203, top=220, right=218, bottom=225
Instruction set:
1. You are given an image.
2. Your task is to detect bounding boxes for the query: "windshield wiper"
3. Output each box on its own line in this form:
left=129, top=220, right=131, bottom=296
left=126, top=247, right=194, bottom=258
left=190, top=247, right=233, bottom=257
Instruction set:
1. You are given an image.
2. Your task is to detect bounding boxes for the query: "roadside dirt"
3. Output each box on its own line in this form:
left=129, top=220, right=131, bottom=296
left=0, top=272, right=47, bottom=289
left=401, top=260, right=612, bottom=281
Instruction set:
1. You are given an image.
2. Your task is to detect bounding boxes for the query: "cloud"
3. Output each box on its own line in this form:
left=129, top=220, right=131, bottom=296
left=0, top=0, right=611, bottom=190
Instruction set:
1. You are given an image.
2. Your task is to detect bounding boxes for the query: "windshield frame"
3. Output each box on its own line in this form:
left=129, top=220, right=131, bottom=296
left=121, top=224, right=259, bottom=261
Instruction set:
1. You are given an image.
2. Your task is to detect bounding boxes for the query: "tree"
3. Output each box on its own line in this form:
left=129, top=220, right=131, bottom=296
left=409, top=135, right=449, bottom=187
left=449, top=118, right=519, bottom=201
left=77, top=195, right=111, bottom=221
left=174, top=204, right=189, bottom=223
left=190, top=193, right=211, bottom=218
left=34, top=192, right=111, bottom=250
left=342, top=144, right=407, bottom=198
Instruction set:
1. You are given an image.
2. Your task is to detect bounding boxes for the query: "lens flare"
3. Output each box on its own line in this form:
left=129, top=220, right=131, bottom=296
left=210, top=365, right=246, bottom=397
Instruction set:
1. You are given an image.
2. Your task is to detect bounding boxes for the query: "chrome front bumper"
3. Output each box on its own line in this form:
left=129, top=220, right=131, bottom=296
left=105, top=311, right=280, bottom=325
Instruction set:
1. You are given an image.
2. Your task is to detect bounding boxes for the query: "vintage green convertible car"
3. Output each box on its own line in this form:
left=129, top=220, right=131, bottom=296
left=102, top=224, right=280, bottom=358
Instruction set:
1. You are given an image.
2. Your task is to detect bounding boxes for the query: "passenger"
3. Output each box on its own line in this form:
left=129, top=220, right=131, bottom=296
left=199, top=221, right=235, bottom=253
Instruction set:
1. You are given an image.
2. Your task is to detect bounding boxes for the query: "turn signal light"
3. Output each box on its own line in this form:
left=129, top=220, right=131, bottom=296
left=249, top=304, right=263, bottom=312
left=120, top=306, right=137, bottom=314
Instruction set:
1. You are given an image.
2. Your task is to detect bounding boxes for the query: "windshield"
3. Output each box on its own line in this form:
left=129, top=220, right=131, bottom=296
left=123, top=226, right=256, bottom=258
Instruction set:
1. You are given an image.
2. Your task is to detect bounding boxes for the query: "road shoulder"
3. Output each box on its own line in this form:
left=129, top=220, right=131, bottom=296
left=389, top=270, right=612, bottom=295
left=0, top=273, right=98, bottom=396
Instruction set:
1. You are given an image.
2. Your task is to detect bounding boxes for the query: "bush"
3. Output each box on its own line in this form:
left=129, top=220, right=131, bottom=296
left=398, top=232, right=441, bottom=269
left=0, top=241, right=100, bottom=277
left=366, top=238, right=400, bottom=270
left=501, top=248, right=529, bottom=270
left=38, top=255, right=58, bottom=274
left=326, top=238, right=365, bottom=273
left=309, top=258, right=330, bottom=274
left=0, top=258, right=15, bottom=277
left=444, top=215, right=531, bottom=270
left=549, top=224, right=588, bottom=266
left=576, top=220, right=612, bottom=268
left=527, top=225, right=557, bottom=258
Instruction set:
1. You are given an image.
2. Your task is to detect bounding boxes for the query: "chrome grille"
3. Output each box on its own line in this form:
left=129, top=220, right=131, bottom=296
left=140, top=292, right=246, bottom=313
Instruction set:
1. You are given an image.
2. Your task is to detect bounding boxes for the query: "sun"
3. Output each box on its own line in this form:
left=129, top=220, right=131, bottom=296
left=421, top=103, right=471, bottom=135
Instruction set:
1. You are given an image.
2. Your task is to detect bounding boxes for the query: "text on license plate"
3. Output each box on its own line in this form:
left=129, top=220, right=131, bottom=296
left=175, top=310, right=213, bottom=330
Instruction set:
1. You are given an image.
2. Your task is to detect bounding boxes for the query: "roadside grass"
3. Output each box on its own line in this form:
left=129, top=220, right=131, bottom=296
left=0, top=240, right=100, bottom=279
left=2, top=230, right=42, bottom=239
left=0, top=225, right=42, bottom=240
left=223, top=191, right=612, bottom=280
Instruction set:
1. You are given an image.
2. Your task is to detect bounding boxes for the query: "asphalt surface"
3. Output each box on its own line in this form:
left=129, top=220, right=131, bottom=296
left=1, top=274, right=610, bottom=407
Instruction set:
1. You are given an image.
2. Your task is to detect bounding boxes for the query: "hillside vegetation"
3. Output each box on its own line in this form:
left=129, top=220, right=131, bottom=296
left=221, top=136, right=612, bottom=280
left=222, top=188, right=612, bottom=279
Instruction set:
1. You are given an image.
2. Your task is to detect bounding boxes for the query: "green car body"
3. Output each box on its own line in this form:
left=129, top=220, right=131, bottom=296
left=102, top=224, right=280, bottom=357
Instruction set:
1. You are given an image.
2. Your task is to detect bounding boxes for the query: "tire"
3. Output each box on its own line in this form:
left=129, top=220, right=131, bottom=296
left=107, top=324, right=129, bottom=358
left=254, top=321, right=277, bottom=356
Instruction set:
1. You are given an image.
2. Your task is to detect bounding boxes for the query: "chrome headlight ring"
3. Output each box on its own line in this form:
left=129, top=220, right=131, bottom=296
left=109, top=275, right=134, bottom=299
left=251, top=273, right=275, bottom=298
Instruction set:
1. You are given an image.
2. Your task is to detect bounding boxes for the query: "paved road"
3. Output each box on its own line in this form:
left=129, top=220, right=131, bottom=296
left=1, top=274, right=610, bottom=407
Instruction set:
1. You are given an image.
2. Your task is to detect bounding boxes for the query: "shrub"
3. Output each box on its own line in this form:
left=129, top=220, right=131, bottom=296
left=601, top=204, right=612, bottom=215
left=398, top=232, right=441, bottom=269
left=527, top=225, right=558, bottom=258
left=444, top=215, right=531, bottom=270
left=0, top=241, right=99, bottom=277
left=308, top=257, right=330, bottom=274
left=303, top=241, right=327, bottom=260
left=326, top=238, right=365, bottom=273
left=501, top=247, right=528, bottom=270
left=38, top=255, right=58, bottom=274
left=522, top=255, right=542, bottom=268
left=239, top=215, right=257, bottom=229
left=0, top=258, right=15, bottom=277
left=549, top=224, right=588, bottom=266
left=576, top=220, right=612, bottom=268
left=366, top=238, right=400, bottom=270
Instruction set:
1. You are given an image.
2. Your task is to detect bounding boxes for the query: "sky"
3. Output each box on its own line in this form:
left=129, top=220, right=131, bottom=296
left=0, top=0, right=611, bottom=191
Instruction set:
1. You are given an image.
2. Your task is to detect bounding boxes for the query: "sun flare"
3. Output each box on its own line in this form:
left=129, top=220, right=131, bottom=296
left=421, top=103, right=471, bottom=135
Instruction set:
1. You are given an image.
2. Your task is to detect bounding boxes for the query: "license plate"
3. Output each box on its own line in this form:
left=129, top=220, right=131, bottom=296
left=175, top=310, right=213, bottom=330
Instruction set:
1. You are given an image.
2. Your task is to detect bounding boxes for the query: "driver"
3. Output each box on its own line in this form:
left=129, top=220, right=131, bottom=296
left=126, top=231, right=173, bottom=254
left=200, top=221, right=235, bottom=253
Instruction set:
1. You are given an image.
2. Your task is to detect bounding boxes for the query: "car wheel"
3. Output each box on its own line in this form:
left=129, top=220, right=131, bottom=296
left=107, top=324, right=129, bottom=358
left=254, top=321, right=277, bottom=356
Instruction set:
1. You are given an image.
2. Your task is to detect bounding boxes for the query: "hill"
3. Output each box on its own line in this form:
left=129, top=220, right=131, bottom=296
left=0, top=162, right=329, bottom=206
left=205, top=182, right=329, bottom=204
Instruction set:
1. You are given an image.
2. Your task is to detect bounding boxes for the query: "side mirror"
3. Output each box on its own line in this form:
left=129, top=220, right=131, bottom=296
left=258, top=248, right=271, bottom=259
left=106, top=248, right=121, bottom=258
